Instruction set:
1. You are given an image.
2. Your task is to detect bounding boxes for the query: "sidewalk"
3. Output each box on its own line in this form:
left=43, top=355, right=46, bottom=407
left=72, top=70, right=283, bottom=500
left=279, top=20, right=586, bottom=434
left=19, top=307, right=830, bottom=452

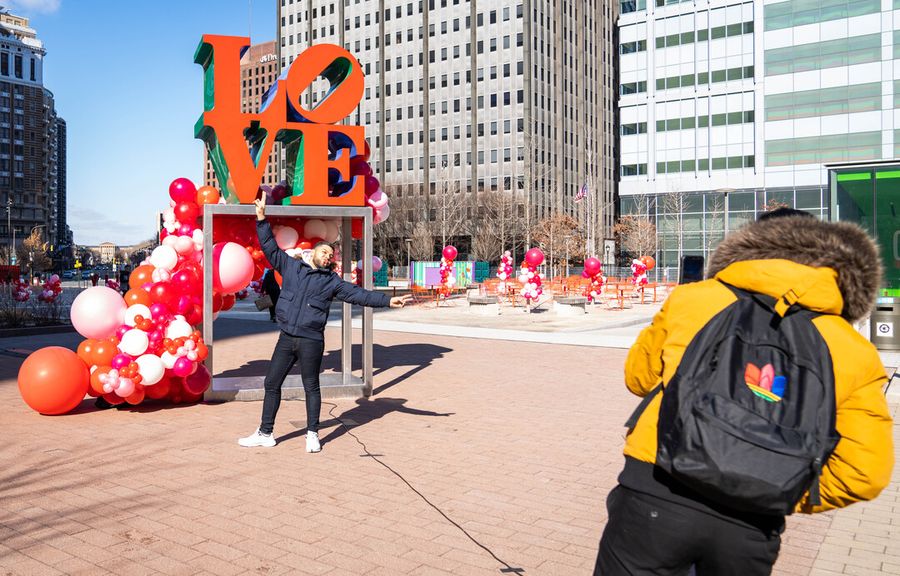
left=0, top=326, right=898, bottom=575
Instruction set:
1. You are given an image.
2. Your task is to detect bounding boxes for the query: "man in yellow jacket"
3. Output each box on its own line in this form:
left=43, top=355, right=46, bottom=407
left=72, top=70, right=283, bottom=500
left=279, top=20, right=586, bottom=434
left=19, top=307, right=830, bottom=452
left=594, top=209, right=893, bottom=575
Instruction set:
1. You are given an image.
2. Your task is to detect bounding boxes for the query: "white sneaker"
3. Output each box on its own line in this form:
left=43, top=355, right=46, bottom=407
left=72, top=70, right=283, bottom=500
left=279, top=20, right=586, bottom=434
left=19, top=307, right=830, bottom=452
left=306, top=431, right=321, bottom=453
left=238, top=428, right=276, bottom=448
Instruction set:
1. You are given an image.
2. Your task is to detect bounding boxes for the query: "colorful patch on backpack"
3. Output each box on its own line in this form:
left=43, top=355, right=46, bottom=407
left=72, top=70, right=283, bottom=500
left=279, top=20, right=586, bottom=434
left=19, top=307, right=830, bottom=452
left=745, top=362, right=785, bottom=402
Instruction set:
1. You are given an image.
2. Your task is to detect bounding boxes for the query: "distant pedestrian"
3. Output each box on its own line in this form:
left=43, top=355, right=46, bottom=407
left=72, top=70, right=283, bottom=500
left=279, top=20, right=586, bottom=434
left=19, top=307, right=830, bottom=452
left=118, top=266, right=131, bottom=295
left=261, top=268, right=280, bottom=322
left=594, top=208, right=893, bottom=575
left=90, top=273, right=99, bottom=287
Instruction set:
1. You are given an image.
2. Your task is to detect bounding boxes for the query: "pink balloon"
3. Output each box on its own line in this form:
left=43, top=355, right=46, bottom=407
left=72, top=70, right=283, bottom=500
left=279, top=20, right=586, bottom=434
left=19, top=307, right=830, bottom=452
left=115, top=325, right=131, bottom=340
left=115, top=378, right=135, bottom=398
left=172, top=356, right=194, bottom=377
left=366, top=188, right=389, bottom=209
left=111, top=353, right=132, bottom=370
left=149, top=303, right=170, bottom=320
left=169, top=178, right=197, bottom=204
left=442, top=246, right=458, bottom=261
left=184, top=363, right=211, bottom=395
left=212, top=242, right=254, bottom=293
left=525, top=248, right=544, bottom=267
left=70, top=287, right=127, bottom=340
left=373, top=203, right=390, bottom=224
left=371, top=256, right=383, bottom=273
left=584, top=257, right=602, bottom=276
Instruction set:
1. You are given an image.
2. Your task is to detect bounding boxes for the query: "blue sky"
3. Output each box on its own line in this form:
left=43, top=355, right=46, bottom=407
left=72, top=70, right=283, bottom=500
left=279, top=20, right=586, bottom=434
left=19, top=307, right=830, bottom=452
left=13, top=0, right=276, bottom=246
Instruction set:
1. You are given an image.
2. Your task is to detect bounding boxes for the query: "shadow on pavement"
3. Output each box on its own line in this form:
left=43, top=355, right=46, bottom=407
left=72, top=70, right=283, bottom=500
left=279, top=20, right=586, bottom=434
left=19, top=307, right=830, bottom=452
left=276, top=397, right=454, bottom=446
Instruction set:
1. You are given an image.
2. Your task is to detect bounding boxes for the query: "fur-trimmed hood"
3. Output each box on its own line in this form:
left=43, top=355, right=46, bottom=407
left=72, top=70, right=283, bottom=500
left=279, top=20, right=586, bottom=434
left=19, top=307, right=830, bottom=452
left=707, top=216, right=882, bottom=322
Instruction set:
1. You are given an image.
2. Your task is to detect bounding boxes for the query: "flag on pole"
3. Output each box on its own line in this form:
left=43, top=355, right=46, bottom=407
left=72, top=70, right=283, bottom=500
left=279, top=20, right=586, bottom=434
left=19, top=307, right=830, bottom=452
left=575, top=183, right=588, bottom=203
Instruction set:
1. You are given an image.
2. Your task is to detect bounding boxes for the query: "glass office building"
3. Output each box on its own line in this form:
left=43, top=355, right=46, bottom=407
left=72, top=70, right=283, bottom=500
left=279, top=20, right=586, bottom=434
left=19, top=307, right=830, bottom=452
left=618, top=0, right=899, bottom=269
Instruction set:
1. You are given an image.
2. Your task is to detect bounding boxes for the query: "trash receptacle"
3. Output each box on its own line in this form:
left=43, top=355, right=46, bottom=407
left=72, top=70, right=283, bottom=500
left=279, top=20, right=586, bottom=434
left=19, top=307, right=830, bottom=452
left=870, top=298, right=900, bottom=350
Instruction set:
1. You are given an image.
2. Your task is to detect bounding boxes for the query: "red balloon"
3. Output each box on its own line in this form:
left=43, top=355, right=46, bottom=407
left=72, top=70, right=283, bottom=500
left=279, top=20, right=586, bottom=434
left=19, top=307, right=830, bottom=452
left=149, top=282, right=175, bottom=306
left=442, top=246, right=458, bottom=261
left=221, top=293, right=236, bottom=311
left=18, top=347, right=90, bottom=415
left=525, top=248, right=545, bottom=267
left=252, top=263, right=265, bottom=281
left=350, top=156, right=372, bottom=178
left=171, top=268, right=199, bottom=296
left=175, top=201, right=200, bottom=224
left=212, top=292, right=223, bottom=313
left=184, top=363, right=211, bottom=396
left=159, top=228, right=170, bottom=242
left=356, top=140, right=371, bottom=161
left=169, top=178, right=196, bottom=204
left=145, top=376, right=171, bottom=400
left=186, top=303, right=203, bottom=326
left=364, top=176, right=380, bottom=196
left=584, top=257, right=602, bottom=276
left=351, top=218, right=363, bottom=239
left=296, top=240, right=313, bottom=251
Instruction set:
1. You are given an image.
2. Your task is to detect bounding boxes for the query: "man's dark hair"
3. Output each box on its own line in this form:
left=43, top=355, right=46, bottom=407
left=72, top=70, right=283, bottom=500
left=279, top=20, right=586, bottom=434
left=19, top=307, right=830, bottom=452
left=757, top=207, right=815, bottom=222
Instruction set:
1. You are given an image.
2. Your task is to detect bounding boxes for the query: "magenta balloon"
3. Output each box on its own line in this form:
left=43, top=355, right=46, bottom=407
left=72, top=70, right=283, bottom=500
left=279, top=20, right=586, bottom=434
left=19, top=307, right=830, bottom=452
left=111, top=353, right=132, bottom=370
left=169, top=178, right=197, bottom=204
left=442, top=245, right=458, bottom=261
left=364, top=175, right=381, bottom=196
left=525, top=248, right=544, bottom=267
left=350, top=156, right=373, bottom=178
left=175, top=295, right=193, bottom=315
left=584, top=257, right=602, bottom=276
left=115, top=325, right=130, bottom=340
left=582, top=270, right=592, bottom=279
left=178, top=222, right=197, bottom=236
left=149, top=303, right=170, bottom=319
left=172, top=356, right=193, bottom=377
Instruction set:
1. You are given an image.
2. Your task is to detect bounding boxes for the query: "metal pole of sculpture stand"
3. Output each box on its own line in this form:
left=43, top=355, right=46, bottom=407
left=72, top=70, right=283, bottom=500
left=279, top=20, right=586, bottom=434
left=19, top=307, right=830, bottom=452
left=201, top=203, right=374, bottom=401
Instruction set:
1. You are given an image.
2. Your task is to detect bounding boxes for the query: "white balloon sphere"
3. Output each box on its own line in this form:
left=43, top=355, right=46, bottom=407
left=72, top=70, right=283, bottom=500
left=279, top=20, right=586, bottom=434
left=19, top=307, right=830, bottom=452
left=273, top=225, right=300, bottom=250
left=323, top=220, right=340, bottom=243
left=304, top=219, right=328, bottom=240
left=150, top=245, right=179, bottom=271
left=160, top=350, right=179, bottom=370
left=174, top=235, right=195, bottom=255
left=162, top=235, right=178, bottom=247
left=70, top=286, right=127, bottom=340
left=119, top=329, right=149, bottom=356
left=166, top=316, right=193, bottom=340
left=135, top=354, right=165, bottom=386
left=124, top=304, right=152, bottom=327
left=162, top=208, right=176, bottom=223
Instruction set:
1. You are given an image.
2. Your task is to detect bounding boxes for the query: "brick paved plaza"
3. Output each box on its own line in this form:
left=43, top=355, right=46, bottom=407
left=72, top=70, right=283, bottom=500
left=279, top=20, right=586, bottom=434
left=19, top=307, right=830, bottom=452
left=0, top=317, right=898, bottom=575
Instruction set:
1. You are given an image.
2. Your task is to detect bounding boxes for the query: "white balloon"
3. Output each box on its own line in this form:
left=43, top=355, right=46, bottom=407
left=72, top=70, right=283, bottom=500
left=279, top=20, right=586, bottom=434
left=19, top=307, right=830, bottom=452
left=119, top=329, right=149, bottom=356
left=135, top=354, right=165, bottom=386
left=273, top=225, right=300, bottom=250
left=124, top=304, right=152, bottom=327
left=323, top=220, right=340, bottom=243
left=192, top=229, right=204, bottom=245
left=162, top=208, right=176, bottom=223
left=304, top=219, right=327, bottom=240
left=162, top=235, right=178, bottom=247
left=174, top=235, right=195, bottom=255
left=160, top=350, right=179, bottom=369
left=150, top=245, right=179, bottom=271
left=166, top=316, right=193, bottom=340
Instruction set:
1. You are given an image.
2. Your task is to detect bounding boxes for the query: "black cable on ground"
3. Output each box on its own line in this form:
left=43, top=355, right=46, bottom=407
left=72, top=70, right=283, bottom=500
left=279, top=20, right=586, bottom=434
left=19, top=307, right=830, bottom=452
left=323, top=401, right=525, bottom=575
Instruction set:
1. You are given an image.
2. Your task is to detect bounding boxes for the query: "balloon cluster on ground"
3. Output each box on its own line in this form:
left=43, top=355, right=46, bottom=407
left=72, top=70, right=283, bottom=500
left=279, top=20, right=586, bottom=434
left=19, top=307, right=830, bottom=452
left=439, top=245, right=457, bottom=297
left=13, top=279, right=30, bottom=302
left=38, top=275, right=62, bottom=303
left=519, top=248, right=545, bottom=302
left=496, top=251, right=513, bottom=294
left=631, top=258, right=649, bottom=288
left=582, top=257, right=606, bottom=303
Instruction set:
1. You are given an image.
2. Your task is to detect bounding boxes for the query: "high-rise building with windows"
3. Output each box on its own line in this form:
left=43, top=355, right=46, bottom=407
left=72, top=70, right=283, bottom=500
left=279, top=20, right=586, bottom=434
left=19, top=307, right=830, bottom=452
left=0, top=10, right=63, bottom=259
left=617, top=0, right=898, bottom=270
left=203, top=40, right=282, bottom=190
left=278, top=0, right=616, bottom=259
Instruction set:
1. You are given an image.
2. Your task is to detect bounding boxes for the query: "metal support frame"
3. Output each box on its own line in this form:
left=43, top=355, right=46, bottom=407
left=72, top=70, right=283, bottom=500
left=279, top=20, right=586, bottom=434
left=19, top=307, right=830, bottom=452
left=202, top=203, right=374, bottom=401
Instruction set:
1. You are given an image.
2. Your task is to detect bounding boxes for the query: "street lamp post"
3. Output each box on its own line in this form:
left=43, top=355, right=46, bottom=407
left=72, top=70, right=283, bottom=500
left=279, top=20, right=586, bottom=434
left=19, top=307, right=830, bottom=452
left=715, top=188, right=735, bottom=237
left=5, top=197, right=13, bottom=266
left=28, top=224, right=46, bottom=284
left=404, top=238, right=412, bottom=286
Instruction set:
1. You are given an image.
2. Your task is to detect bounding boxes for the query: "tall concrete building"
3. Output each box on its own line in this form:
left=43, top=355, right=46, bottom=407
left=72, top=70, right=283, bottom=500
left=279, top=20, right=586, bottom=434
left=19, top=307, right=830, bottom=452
left=0, top=10, right=63, bottom=260
left=203, top=40, right=281, bottom=189
left=278, top=0, right=616, bottom=258
left=618, top=0, right=900, bottom=270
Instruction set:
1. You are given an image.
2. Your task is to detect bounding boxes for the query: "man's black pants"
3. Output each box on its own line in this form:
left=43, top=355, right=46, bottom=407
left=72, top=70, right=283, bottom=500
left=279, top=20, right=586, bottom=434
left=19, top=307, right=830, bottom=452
left=594, top=486, right=783, bottom=576
left=259, top=332, right=325, bottom=435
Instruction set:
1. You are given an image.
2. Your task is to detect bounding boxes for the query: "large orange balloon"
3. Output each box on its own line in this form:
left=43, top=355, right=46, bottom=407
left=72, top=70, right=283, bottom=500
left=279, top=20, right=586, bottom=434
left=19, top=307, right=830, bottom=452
left=124, top=288, right=152, bottom=307
left=640, top=255, right=656, bottom=271
left=196, top=185, right=220, bottom=206
left=129, top=265, right=155, bottom=288
left=18, top=347, right=90, bottom=415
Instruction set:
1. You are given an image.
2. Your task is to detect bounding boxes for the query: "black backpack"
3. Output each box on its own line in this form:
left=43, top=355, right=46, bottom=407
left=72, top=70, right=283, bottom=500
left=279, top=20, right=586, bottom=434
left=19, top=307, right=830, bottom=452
left=627, top=282, right=841, bottom=516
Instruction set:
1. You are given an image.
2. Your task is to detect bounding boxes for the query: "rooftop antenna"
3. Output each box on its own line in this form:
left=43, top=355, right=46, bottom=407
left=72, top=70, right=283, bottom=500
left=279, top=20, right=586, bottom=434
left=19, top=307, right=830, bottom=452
left=248, top=0, right=252, bottom=41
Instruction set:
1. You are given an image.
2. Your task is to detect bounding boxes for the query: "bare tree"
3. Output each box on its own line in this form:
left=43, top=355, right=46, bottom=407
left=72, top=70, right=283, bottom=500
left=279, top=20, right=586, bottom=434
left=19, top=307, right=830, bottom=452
left=469, top=190, right=524, bottom=263
left=17, top=228, right=50, bottom=275
left=434, top=164, right=468, bottom=248
left=409, top=221, right=434, bottom=261
left=662, top=187, right=689, bottom=270
left=614, top=216, right=657, bottom=262
left=532, top=214, right=585, bottom=278
left=703, top=193, right=725, bottom=261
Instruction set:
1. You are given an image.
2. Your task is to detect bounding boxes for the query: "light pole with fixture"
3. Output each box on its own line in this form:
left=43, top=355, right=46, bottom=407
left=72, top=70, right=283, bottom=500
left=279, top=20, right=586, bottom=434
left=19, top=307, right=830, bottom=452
left=405, top=238, right=412, bottom=286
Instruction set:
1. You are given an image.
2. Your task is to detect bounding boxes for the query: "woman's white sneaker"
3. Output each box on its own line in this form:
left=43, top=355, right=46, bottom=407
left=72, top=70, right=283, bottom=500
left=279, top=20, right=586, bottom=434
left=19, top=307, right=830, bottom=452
left=238, top=429, right=276, bottom=447
left=306, top=431, right=321, bottom=453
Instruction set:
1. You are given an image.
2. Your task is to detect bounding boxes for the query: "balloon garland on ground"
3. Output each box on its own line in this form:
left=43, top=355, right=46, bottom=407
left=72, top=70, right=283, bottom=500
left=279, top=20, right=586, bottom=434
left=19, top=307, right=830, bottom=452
left=631, top=258, right=649, bottom=289
left=582, top=257, right=605, bottom=303
left=496, top=251, right=513, bottom=294
left=519, top=248, right=545, bottom=304
left=439, top=245, right=457, bottom=298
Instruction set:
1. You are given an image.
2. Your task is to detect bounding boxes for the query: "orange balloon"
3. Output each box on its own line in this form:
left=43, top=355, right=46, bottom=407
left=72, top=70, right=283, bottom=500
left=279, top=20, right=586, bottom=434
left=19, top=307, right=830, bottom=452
left=640, top=256, right=656, bottom=271
left=102, top=392, right=124, bottom=406
left=124, top=288, right=152, bottom=307
left=91, top=340, right=117, bottom=368
left=196, top=185, right=220, bottom=206
left=76, top=339, right=96, bottom=365
left=90, top=366, right=112, bottom=395
left=18, top=347, right=90, bottom=415
left=125, top=386, right=145, bottom=405
left=297, top=240, right=312, bottom=250
left=130, top=265, right=155, bottom=288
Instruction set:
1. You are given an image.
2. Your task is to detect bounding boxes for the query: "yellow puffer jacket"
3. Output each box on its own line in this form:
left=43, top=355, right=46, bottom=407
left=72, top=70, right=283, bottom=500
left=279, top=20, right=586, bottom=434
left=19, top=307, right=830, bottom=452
left=624, top=259, right=893, bottom=513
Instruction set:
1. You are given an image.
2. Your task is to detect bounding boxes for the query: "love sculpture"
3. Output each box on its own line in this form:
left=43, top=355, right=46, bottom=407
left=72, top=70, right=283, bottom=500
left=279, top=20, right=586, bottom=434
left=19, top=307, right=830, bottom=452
left=194, top=36, right=366, bottom=207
